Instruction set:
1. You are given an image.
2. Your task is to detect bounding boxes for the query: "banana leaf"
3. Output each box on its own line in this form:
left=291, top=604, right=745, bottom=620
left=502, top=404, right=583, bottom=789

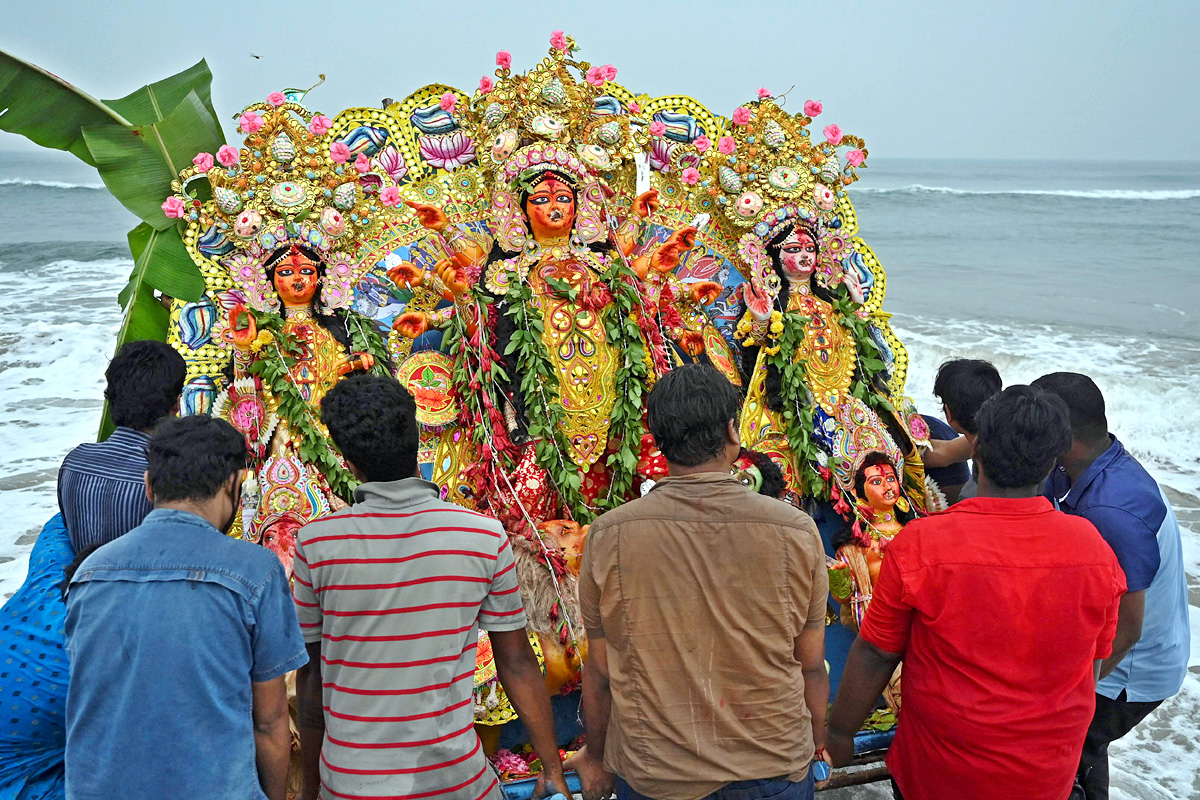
left=0, top=51, right=130, bottom=165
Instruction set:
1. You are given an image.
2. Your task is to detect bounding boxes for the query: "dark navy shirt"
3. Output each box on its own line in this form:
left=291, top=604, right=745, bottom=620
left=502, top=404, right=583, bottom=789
left=64, top=508, right=308, bottom=800
left=1046, top=437, right=1189, bottom=701
left=57, top=427, right=154, bottom=553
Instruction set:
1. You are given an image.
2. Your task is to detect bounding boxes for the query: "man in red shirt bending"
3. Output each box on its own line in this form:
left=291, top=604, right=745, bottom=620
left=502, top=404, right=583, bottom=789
left=827, top=385, right=1126, bottom=800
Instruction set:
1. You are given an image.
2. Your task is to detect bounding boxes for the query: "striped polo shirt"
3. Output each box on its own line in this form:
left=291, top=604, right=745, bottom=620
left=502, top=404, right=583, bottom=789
left=292, top=478, right=526, bottom=800
left=57, top=427, right=154, bottom=553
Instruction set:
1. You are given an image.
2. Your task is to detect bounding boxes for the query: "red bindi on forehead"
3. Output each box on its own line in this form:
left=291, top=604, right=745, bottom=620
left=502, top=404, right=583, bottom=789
left=864, top=465, right=896, bottom=481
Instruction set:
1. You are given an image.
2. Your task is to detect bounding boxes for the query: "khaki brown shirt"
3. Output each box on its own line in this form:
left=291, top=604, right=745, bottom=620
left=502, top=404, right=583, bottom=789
left=579, top=472, right=828, bottom=800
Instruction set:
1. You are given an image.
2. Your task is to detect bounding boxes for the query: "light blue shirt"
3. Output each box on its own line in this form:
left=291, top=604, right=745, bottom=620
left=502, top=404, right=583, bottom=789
left=1047, top=438, right=1190, bottom=702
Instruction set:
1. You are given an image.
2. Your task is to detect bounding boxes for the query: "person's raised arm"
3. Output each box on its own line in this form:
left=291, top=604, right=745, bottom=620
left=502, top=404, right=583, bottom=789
left=252, top=676, right=291, bottom=800
left=490, top=629, right=570, bottom=798
left=922, top=434, right=972, bottom=468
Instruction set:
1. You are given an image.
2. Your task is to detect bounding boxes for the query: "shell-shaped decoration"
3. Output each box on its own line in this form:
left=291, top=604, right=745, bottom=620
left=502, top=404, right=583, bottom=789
left=271, top=132, right=296, bottom=163
left=819, top=160, right=841, bottom=186
left=577, top=144, right=614, bottom=171
left=333, top=181, right=358, bottom=210
left=541, top=78, right=567, bottom=107
left=197, top=225, right=235, bottom=258
left=483, top=102, right=507, bottom=129
left=214, top=186, right=243, bottom=215
left=768, top=165, right=801, bottom=192
left=763, top=120, right=786, bottom=149
left=178, top=298, right=216, bottom=349
left=595, top=120, right=622, bottom=146
left=530, top=115, right=565, bottom=139
left=270, top=181, right=308, bottom=209
left=718, top=166, right=743, bottom=193
left=491, top=129, right=518, bottom=162
left=182, top=375, right=216, bottom=417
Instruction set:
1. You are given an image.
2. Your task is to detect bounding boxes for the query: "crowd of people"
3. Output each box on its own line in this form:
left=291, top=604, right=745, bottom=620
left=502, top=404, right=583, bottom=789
left=0, top=343, right=1189, bottom=800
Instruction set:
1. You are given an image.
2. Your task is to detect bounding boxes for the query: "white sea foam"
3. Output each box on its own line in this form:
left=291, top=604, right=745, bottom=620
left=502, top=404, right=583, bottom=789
left=851, top=184, right=1200, bottom=201
left=0, top=178, right=107, bottom=190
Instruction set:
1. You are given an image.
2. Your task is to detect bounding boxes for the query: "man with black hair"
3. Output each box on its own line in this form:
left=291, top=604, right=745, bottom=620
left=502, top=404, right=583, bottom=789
left=923, top=358, right=1002, bottom=502
left=57, top=339, right=186, bottom=552
left=1033, top=372, right=1189, bottom=800
left=828, top=386, right=1126, bottom=800
left=64, top=416, right=307, bottom=800
left=574, top=364, right=830, bottom=800
left=292, top=375, right=569, bottom=800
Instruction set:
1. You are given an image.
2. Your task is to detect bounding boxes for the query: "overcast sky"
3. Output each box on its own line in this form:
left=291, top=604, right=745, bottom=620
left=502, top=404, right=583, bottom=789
left=2, top=0, right=1197, bottom=159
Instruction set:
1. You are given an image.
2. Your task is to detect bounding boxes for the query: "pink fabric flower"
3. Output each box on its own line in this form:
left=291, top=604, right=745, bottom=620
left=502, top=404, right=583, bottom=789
left=804, top=100, right=823, bottom=118
left=380, top=186, right=401, bottom=207
left=717, top=136, right=736, bottom=155
left=192, top=152, right=214, bottom=172
left=496, top=50, right=511, bottom=69
left=731, top=107, right=751, bottom=126
left=648, top=120, right=667, bottom=137
left=585, top=67, right=604, bottom=88
left=478, top=76, right=494, bottom=94
left=330, top=142, right=351, bottom=164
left=308, top=114, right=332, bottom=136
left=161, top=196, right=187, bottom=219
left=440, top=92, right=457, bottom=113
left=418, top=131, right=477, bottom=171
left=601, top=64, right=618, bottom=81
left=216, top=144, right=240, bottom=167
left=550, top=30, right=568, bottom=51
left=354, top=153, right=370, bottom=173
left=823, top=124, right=843, bottom=145
left=693, top=135, right=711, bottom=153
left=267, top=91, right=286, bottom=107
left=846, top=149, right=866, bottom=167
left=238, top=112, right=263, bottom=134
left=757, top=87, right=771, bottom=99
left=628, top=100, right=641, bottom=114
left=680, top=167, right=700, bottom=185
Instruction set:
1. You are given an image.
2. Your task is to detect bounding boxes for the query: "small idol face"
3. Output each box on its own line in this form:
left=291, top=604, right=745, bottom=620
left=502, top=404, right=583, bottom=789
left=780, top=229, right=818, bottom=282
left=862, top=463, right=900, bottom=511
left=525, top=176, right=576, bottom=240
left=274, top=253, right=320, bottom=307
left=732, top=457, right=765, bottom=494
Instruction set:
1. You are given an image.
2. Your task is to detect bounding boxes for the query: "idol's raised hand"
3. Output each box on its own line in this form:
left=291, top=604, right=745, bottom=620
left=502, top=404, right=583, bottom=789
left=387, top=260, right=424, bottom=289
left=228, top=303, right=257, bottom=350
left=632, top=188, right=660, bottom=219
left=404, top=200, right=448, bottom=232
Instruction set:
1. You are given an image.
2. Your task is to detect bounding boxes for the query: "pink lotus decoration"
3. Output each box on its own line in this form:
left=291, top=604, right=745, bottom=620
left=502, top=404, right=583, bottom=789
left=267, top=91, right=286, bottom=107
left=479, top=76, right=494, bottom=94
left=354, top=153, right=370, bottom=173
left=496, top=50, right=511, bottom=69
left=846, top=149, right=866, bottom=167
left=440, top=92, right=457, bottom=113
left=585, top=67, right=605, bottom=88
left=694, top=134, right=711, bottom=153
left=550, top=30, right=568, bottom=51
left=601, top=64, right=617, bottom=81
left=648, top=120, right=667, bottom=137
left=419, top=132, right=476, bottom=171
left=823, top=124, right=843, bottom=145
left=380, top=186, right=401, bottom=207
left=717, top=136, right=736, bottom=155
left=238, top=112, right=263, bottom=134
left=628, top=100, right=641, bottom=114
left=757, top=87, right=771, bottom=99
left=373, top=145, right=408, bottom=182
left=330, top=142, right=351, bottom=164
left=680, top=167, right=700, bottom=185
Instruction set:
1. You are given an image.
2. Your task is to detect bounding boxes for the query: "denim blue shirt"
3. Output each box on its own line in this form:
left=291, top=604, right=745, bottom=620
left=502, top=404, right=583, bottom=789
left=64, top=508, right=308, bottom=800
left=1046, top=438, right=1190, bottom=702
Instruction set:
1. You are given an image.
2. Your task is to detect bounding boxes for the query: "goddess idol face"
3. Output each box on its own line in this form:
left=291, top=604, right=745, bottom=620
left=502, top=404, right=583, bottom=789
left=779, top=228, right=818, bottom=283
left=861, top=463, right=900, bottom=514
left=273, top=249, right=320, bottom=308
left=525, top=175, right=576, bottom=241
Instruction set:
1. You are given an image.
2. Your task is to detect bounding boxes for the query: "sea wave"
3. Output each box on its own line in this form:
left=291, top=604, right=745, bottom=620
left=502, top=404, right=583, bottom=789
left=851, top=184, right=1200, bottom=200
left=0, top=178, right=106, bottom=190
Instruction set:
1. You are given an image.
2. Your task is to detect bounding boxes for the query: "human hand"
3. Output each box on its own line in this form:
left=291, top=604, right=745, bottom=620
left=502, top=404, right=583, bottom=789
left=392, top=312, right=430, bottom=339
left=689, top=280, right=722, bottom=306
left=632, top=188, right=660, bottom=219
left=404, top=200, right=448, bottom=232
left=568, top=746, right=613, bottom=800
left=532, top=768, right=573, bottom=800
left=228, top=303, right=257, bottom=350
left=387, top=260, right=424, bottom=289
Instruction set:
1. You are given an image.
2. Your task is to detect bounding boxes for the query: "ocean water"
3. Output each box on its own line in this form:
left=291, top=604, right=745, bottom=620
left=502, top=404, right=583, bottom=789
left=0, top=151, right=1197, bottom=798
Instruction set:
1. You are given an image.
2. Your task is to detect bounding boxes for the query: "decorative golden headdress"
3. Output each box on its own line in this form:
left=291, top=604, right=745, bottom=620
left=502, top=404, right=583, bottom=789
left=459, top=32, right=643, bottom=250
left=698, top=98, right=867, bottom=300
left=167, top=96, right=398, bottom=314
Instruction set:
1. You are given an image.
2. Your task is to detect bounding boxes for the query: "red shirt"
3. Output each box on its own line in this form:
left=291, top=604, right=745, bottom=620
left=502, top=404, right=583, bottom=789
left=859, top=497, right=1125, bottom=800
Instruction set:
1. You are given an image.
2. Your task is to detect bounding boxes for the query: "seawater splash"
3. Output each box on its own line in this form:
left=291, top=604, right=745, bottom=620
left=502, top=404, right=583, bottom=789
left=851, top=185, right=1200, bottom=201
left=0, top=179, right=107, bottom=190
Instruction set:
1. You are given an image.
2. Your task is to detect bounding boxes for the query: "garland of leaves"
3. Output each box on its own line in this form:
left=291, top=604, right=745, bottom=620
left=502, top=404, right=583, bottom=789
left=832, top=294, right=895, bottom=417
left=244, top=308, right=392, bottom=502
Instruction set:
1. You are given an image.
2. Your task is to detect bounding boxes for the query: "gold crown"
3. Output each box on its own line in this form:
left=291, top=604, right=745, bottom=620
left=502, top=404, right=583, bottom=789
left=168, top=97, right=398, bottom=313
left=463, top=32, right=642, bottom=189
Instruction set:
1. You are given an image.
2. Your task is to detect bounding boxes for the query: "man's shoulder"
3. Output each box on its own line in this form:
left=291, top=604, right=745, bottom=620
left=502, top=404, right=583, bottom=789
left=1081, top=458, right=1169, bottom=536
left=591, top=482, right=816, bottom=535
left=59, top=436, right=148, bottom=478
left=298, top=498, right=504, bottom=542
